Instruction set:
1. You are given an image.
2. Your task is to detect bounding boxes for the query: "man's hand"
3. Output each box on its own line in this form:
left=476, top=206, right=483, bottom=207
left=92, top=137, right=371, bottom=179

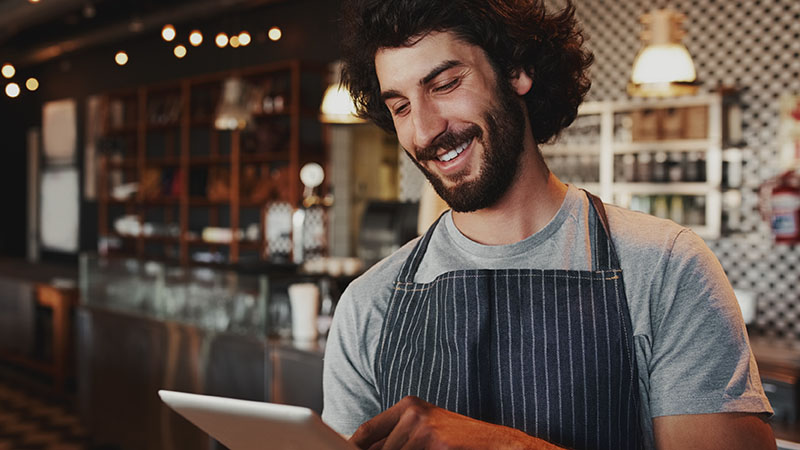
left=348, top=396, right=565, bottom=450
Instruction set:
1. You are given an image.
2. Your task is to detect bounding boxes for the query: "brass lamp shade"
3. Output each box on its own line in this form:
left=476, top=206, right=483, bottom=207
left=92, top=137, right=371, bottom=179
left=628, top=9, right=699, bottom=97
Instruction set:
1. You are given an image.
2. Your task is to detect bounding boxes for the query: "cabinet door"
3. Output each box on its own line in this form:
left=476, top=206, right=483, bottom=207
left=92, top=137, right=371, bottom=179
left=269, top=345, right=323, bottom=414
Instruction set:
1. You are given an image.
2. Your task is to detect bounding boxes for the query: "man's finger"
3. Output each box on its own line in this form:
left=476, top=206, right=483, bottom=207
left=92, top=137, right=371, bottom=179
left=350, top=398, right=414, bottom=449
left=376, top=404, right=421, bottom=450
left=365, top=436, right=386, bottom=450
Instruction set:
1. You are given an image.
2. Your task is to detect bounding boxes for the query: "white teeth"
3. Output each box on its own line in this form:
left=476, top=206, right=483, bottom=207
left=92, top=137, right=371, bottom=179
left=437, top=140, right=469, bottom=162
left=439, top=149, right=459, bottom=162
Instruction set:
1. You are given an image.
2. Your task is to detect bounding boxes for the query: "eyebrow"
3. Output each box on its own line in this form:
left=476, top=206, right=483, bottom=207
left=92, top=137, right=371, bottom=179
left=380, top=59, right=464, bottom=104
left=421, top=59, right=463, bottom=85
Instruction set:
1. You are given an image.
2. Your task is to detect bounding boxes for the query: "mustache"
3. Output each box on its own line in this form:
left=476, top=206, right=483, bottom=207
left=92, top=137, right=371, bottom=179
left=414, top=125, right=482, bottom=161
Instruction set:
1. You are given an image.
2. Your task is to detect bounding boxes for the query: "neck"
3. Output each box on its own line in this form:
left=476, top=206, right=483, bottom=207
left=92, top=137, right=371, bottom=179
left=451, top=146, right=568, bottom=245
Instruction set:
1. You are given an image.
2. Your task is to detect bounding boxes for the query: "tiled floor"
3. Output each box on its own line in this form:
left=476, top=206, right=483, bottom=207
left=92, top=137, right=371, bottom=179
left=0, top=369, right=90, bottom=450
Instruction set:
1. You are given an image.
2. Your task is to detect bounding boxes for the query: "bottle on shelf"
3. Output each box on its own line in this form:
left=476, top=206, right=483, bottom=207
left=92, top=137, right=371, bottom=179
left=636, top=152, right=653, bottom=182
left=621, top=153, right=636, bottom=182
left=652, top=151, right=668, bottom=183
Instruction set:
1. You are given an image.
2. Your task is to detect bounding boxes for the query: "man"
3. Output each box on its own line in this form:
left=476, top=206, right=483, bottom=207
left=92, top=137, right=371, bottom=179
left=322, top=0, right=775, bottom=449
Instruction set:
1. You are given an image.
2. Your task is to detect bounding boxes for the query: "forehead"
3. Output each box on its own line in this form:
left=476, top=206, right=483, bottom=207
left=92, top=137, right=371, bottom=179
left=374, top=31, right=492, bottom=92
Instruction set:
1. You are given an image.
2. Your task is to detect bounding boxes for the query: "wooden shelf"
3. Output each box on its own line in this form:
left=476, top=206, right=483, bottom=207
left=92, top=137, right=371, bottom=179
left=104, top=125, right=138, bottom=135
left=188, top=109, right=302, bottom=128
left=612, top=182, right=713, bottom=196
left=252, top=110, right=293, bottom=119
left=191, top=152, right=290, bottom=165
left=104, top=153, right=292, bottom=167
left=188, top=198, right=268, bottom=207
left=541, top=144, right=600, bottom=156
left=106, top=159, right=138, bottom=169
left=238, top=241, right=263, bottom=250
left=184, top=237, right=262, bottom=248
left=145, top=157, right=181, bottom=166
left=188, top=197, right=225, bottom=206
left=146, top=121, right=182, bottom=131
left=108, top=233, right=180, bottom=243
left=106, top=197, right=181, bottom=206
left=97, top=59, right=326, bottom=265
left=545, top=139, right=712, bottom=156
left=613, top=139, right=711, bottom=154
left=142, top=235, right=181, bottom=243
left=107, top=198, right=136, bottom=205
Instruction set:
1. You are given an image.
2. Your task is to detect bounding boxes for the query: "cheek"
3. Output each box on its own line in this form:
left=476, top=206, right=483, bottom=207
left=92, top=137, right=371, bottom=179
left=393, top=120, right=416, bottom=152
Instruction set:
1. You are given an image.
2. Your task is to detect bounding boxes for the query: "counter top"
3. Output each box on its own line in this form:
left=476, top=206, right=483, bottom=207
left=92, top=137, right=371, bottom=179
left=751, top=336, right=800, bottom=368
left=0, top=257, right=77, bottom=284
left=749, top=336, right=800, bottom=443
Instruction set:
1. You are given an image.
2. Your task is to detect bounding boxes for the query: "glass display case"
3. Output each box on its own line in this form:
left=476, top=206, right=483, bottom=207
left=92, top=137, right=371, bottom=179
left=76, top=254, right=329, bottom=449
left=79, top=253, right=269, bottom=335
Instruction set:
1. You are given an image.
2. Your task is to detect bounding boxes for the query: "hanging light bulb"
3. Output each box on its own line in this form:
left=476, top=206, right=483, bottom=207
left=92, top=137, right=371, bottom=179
left=238, top=31, right=251, bottom=46
left=628, top=9, right=699, bottom=97
left=115, top=51, right=128, bottom=66
left=174, top=45, right=187, bottom=59
left=189, top=30, right=203, bottom=47
left=268, top=27, right=282, bottom=41
left=320, top=61, right=365, bottom=124
left=229, top=35, right=240, bottom=48
left=162, top=24, right=176, bottom=42
left=6, top=82, right=20, bottom=98
left=215, top=32, right=229, bottom=48
left=1, top=63, right=15, bottom=78
left=26, top=78, right=39, bottom=91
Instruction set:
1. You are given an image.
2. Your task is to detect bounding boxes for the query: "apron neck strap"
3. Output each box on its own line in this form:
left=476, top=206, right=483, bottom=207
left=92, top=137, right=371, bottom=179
left=397, top=211, right=447, bottom=283
left=584, top=190, right=621, bottom=271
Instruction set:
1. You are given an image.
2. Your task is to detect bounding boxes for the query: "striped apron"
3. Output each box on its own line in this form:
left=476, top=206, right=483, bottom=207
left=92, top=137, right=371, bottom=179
left=375, top=192, right=643, bottom=450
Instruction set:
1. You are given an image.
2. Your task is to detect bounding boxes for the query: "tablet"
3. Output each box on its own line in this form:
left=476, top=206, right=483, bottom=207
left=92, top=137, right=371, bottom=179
left=158, top=390, right=357, bottom=450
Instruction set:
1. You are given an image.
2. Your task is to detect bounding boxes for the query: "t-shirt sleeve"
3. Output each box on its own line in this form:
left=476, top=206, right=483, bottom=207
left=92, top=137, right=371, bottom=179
left=646, top=229, right=773, bottom=418
left=321, top=282, right=384, bottom=435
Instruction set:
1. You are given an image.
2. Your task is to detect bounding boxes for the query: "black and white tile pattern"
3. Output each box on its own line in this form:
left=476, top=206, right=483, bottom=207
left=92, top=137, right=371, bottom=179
left=566, top=0, right=800, bottom=342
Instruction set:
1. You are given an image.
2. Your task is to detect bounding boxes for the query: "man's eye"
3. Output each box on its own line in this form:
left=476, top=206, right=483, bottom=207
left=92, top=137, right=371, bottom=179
left=393, top=103, right=409, bottom=116
left=434, top=79, right=459, bottom=93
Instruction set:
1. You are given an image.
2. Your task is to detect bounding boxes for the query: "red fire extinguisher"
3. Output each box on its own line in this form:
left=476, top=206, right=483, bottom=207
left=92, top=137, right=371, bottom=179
left=760, top=170, right=800, bottom=244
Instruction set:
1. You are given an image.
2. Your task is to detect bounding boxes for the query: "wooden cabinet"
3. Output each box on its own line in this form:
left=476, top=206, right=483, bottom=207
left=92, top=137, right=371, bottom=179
left=542, top=93, right=741, bottom=239
left=97, top=60, right=326, bottom=264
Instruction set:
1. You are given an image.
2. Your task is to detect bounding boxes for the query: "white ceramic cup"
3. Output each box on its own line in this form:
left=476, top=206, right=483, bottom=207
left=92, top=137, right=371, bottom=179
left=733, top=289, right=757, bottom=325
left=288, top=283, right=320, bottom=342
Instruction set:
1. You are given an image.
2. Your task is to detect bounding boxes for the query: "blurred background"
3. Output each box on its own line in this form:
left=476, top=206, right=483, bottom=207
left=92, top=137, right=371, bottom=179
left=0, top=0, right=799, bottom=448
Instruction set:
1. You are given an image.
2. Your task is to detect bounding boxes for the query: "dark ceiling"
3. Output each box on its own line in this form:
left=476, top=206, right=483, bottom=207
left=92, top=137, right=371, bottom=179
left=0, top=0, right=287, bottom=68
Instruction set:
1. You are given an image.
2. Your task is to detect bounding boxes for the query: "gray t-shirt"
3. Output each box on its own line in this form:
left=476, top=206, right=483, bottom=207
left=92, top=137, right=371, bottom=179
left=322, top=185, right=772, bottom=448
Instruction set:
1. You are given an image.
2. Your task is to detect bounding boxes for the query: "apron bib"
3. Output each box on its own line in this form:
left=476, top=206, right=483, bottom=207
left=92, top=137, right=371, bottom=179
left=375, top=192, right=643, bottom=450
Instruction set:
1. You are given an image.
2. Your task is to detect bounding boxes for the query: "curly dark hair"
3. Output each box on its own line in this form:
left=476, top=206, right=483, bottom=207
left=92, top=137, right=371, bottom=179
left=340, top=0, right=594, bottom=144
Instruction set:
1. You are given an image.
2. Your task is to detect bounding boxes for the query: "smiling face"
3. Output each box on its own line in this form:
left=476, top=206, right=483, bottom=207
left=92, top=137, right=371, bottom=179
left=375, top=31, right=533, bottom=212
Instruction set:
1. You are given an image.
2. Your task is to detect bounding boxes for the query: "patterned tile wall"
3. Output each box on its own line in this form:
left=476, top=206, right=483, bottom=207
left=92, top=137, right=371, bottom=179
left=564, top=0, right=800, bottom=341
left=394, top=0, right=800, bottom=340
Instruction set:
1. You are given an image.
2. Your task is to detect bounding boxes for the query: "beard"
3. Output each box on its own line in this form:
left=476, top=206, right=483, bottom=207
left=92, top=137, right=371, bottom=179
left=405, top=79, right=527, bottom=213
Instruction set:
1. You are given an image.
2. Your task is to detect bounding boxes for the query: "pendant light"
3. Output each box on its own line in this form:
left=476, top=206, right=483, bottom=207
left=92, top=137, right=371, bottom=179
left=628, top=9, right=699, bottom=97
left=215, top=77, right=251, bottom=130
left=320, top=61, right=364, bottom=124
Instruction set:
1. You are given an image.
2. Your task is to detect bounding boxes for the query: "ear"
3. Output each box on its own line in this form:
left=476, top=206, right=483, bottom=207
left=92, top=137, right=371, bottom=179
left=510, top=69, right=533, bottom=96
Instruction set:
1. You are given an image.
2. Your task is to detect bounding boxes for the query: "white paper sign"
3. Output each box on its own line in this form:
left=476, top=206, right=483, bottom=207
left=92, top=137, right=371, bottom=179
left=42, top=99, right=77, bottom=164
left=40, top=168, right=79, bottom=253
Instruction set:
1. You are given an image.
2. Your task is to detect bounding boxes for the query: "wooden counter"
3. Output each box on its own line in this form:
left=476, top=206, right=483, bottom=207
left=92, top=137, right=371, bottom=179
left=750, top=335, right=800, bottom=443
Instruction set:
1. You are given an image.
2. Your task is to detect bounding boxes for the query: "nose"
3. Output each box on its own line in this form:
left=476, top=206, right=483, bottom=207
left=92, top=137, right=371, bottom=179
left=411, top=98, right=447, bottom=150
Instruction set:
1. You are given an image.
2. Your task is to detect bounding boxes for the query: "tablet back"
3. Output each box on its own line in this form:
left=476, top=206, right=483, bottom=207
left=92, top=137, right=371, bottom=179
left=159, top=390, right=356, bottom=450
